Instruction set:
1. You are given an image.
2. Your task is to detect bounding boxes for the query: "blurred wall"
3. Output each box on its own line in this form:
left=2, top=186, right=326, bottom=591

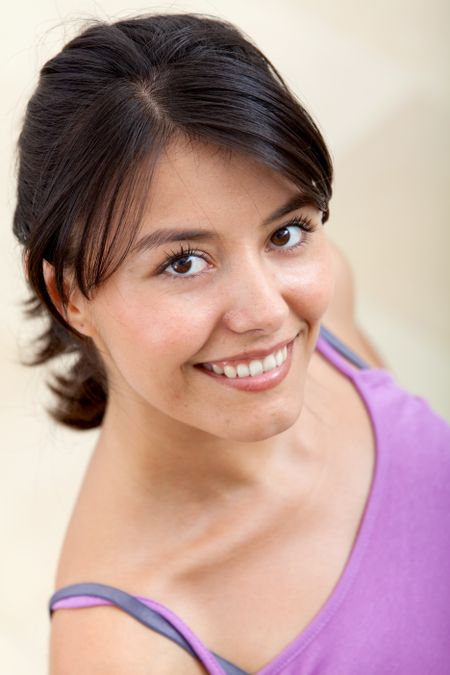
left=1, top=1, right=448, bottom=673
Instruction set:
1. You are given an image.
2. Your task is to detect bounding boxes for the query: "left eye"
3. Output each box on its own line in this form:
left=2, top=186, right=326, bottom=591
left=270, top=223, right=303, bottom=249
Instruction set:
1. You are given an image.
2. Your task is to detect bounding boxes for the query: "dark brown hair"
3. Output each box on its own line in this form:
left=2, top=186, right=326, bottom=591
left=12, top=11, right=333, bottom=429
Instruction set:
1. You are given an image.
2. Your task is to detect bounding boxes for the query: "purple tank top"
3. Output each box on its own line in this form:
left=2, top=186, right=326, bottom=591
left=48, top=326, right=450, bottom=674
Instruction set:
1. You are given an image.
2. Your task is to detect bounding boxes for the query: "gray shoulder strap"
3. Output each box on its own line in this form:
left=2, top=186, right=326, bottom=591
left=49, top=582, right=248, bottom=675
left=319, top=323, right=370, bottom=370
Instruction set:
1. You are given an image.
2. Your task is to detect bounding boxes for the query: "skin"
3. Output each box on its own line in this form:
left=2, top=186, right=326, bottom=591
left=47, top=136, right=382, bottom=673
left=60, top=136, right=335, bottom=505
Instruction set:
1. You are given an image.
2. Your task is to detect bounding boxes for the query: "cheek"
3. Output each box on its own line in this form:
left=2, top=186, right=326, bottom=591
left=285, top=247, right=335, bottom=321
left=94, top=291, right=211, bottom=375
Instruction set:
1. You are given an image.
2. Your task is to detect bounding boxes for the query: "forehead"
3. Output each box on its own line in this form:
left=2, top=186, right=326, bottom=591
left=142, top=136, right=301, bottom=226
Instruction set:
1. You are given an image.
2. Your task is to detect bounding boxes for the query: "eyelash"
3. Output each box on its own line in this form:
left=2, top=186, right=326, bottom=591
left=156, top=215, right=317, bottom=279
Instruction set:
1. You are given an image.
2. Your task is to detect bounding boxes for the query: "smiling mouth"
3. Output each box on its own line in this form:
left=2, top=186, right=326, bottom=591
left=197, top=332, right=300, bottom=375
left=193, top=336, right=298, bottom=393
left=193, top=332, right=300, bottom=384
left=202, top=345, right=289, bottom=378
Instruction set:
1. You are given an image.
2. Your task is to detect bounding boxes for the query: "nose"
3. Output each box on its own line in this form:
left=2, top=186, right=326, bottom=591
left=221, top=254, right=289, bottom=335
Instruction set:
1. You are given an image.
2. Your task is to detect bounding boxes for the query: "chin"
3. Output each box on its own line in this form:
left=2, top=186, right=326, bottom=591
left=219, top=405, right=302, bottom=444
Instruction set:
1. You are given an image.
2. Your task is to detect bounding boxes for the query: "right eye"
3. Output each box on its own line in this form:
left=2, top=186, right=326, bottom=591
left=158, top=244, right=210, bottom=279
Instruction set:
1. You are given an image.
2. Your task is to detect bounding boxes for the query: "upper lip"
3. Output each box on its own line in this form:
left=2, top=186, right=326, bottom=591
left=198, top=332, right=300, bottom=366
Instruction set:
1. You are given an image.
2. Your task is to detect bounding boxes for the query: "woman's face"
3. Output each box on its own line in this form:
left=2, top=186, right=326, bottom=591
left=80, top=138, right=334, bottom=443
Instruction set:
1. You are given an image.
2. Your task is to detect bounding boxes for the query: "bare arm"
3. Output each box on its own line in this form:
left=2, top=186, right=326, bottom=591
left=49, top=606, right=207, bottom=675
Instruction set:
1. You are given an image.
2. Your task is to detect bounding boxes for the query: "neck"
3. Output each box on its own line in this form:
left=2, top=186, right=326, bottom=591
left=89, top=362, right=333, bottom=514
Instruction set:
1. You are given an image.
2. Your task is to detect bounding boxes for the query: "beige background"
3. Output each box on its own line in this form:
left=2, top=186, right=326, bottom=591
left=1, top=1, right=449, bottom=672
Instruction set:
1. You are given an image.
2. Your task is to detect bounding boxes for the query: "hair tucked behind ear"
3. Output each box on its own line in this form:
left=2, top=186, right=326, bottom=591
left=32, top=308, right=107, bottom=429
left=13, top=11, right=333, bottom=430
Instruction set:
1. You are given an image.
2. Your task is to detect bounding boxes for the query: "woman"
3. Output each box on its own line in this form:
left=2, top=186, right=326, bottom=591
left=13, top=12, right=449, bottom=675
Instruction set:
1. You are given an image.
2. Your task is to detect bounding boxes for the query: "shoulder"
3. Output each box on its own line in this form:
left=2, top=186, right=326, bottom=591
left=49, top=604, right=206, bottom=674
left=321, top=239, right=388, bottom=370
left=393, top=389, right=450, bottom=462
left=324, top=237, right=357, bottom=327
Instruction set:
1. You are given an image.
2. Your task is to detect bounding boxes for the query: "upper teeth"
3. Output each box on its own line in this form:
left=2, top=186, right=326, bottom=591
left=203, top=345, right=288, bottom=378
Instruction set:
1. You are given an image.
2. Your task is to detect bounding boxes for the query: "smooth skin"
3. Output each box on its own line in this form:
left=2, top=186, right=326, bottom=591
left=48, top=137, right=385, bottom=674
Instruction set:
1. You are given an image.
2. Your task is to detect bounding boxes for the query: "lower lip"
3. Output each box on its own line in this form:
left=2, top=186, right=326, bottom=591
left=194, top=338, right=296, bottom=392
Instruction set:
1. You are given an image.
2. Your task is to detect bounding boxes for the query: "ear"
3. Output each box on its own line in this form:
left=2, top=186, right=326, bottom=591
left=42, top=260, right=96, bottom=338
left=23, top=252, right=30, bottom=283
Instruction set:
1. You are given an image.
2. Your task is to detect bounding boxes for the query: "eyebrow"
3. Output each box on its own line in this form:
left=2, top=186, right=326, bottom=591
left=130, top=193, right=313, bottom=256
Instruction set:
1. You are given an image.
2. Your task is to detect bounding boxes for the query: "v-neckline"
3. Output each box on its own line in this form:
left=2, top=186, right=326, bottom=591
left=247, top=343, right=390, bottom=674
left=133, top=339, right=391, bottom=675
left=49, top=333, right=393, bottom=675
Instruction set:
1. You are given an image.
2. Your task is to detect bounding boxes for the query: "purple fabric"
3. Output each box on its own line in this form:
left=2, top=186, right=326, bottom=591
left=50, top=333, right=450, bottom=674
left=50, top=592, right=227, bottom=674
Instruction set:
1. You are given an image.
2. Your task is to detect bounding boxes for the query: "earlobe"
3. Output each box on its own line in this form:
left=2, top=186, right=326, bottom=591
left=42, top=260, right=65, bottom=316
left=42, top=260, right=96, bottom=338
left=23, top=252, right=30, bottom=283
